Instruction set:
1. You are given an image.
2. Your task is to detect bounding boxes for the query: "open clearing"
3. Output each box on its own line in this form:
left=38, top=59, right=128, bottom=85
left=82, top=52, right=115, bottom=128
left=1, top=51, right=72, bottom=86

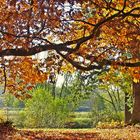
left=1, top=126, right=140, bottom=140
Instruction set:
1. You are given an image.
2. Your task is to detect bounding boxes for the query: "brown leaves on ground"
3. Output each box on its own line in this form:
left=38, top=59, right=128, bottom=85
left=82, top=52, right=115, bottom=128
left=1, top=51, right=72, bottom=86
left=97, top=126, right=140, bottom=140
left=1, top=128, right=99, bottom=140
left=0, top=121, right=16, bottom=140
left=1, top=123, right=140, bottom=140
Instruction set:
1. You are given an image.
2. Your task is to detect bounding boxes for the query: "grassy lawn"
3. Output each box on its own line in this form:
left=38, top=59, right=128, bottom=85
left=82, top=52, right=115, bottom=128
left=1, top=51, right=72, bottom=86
left=0, top=109, right=20, bottom=122
left=73, top=112, right=91, bottom=118
left=0, top=109, right=93, bottom=128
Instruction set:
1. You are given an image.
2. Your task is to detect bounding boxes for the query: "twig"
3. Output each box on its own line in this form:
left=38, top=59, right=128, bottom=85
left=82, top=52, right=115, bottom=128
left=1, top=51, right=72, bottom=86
left=1, top=63, right=7, bottom=94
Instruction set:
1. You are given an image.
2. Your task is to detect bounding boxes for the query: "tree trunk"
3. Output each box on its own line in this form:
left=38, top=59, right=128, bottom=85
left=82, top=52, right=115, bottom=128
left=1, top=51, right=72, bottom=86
left=131, top=82, right=140, bottom=124
left=124, top=92, right=131, bottom=124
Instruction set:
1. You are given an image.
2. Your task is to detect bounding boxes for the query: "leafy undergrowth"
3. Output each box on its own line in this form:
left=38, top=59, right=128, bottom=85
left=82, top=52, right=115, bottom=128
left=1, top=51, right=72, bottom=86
left=1, top=123, right=140, bottom=140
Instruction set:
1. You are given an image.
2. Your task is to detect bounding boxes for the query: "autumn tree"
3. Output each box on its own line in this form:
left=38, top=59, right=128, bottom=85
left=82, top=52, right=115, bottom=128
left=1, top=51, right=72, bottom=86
left=0, top=0, right=139, bottom=123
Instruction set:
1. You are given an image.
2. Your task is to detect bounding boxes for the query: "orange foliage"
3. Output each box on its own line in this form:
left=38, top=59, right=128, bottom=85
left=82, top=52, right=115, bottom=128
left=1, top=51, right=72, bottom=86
left=0, top=0, right=139, bottom=96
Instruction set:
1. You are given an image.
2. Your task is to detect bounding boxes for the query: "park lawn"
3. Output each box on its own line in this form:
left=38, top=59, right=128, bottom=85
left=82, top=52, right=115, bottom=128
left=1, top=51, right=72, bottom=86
left=1, top=127, right=140, bottom=140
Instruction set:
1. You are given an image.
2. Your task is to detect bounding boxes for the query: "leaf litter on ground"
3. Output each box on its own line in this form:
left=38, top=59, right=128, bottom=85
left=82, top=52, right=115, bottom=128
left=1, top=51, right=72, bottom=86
left=1, top=123, right=140, bottom=140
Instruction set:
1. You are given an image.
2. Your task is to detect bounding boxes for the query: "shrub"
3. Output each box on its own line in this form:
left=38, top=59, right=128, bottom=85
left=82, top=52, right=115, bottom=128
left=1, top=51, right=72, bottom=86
left=17, top=87, right=72, bottom=128
left=91, top=110, right=124, bottom=127
left=13, top=110, right=26, bottom=128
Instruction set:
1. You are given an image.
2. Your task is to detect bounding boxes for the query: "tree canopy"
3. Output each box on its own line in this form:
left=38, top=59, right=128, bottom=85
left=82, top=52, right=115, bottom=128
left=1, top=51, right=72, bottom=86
left=0, top=0, right=139, bottom=97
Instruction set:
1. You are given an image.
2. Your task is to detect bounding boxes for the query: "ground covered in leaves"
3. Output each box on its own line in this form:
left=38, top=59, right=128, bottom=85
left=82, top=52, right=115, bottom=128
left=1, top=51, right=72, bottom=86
left=1, top=123, right=140, bottom=140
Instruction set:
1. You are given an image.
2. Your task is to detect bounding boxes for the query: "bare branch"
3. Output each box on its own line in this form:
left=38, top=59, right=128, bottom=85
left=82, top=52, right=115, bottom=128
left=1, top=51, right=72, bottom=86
left=62, top=19, right=96, bottom=27
left=1, top=63, right=7, bottom=94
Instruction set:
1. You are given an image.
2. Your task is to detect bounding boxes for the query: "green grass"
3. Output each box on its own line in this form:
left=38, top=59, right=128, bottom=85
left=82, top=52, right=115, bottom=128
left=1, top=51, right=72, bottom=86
left=0, top=109, right=93, bottom=128
left=0, top=109, right=91, bottom=129
left=0, top=109, right=20, bottom=122
left=66, top=114, right=92, bottom=128
left=73, top=117, right=91, bottom=121
left=72, top=112, right=91, bottom=118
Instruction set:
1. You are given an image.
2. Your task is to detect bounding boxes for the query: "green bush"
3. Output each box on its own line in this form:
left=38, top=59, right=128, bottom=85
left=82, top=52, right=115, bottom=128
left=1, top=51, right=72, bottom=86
left=13, top=110, right=26, bottom=128
left=91, top=110, right=124, bottom=127
left=17, top=87, right=72, bottom=128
